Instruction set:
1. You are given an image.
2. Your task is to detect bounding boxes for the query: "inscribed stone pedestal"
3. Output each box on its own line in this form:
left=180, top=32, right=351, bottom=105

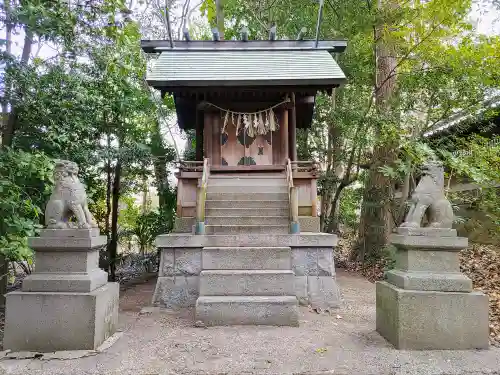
left=376, top=228, right=489, bottom=350
left=3, top=228, right=119, bottom=352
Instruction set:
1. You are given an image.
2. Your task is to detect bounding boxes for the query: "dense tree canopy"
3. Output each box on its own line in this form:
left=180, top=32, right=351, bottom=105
left=0, top=0, right=499, bottom=302
left=0, top=1, right=178, bottom=292
left=198, top=0, right=500, bottom=258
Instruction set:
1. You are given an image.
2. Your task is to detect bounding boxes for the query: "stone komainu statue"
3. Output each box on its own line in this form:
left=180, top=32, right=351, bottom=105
left=401, top=160, right=454, bottom=229
left=45, top=160, right=98, bottom=229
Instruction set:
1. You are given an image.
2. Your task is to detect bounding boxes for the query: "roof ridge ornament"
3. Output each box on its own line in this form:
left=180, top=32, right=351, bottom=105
left=269, top=24, right=277, bottom=41
left=314, top=0, right=325, bottom=48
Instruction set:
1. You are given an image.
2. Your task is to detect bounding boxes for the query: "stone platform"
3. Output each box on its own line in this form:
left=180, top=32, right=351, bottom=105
left=153, top=233, right=341, bottom=312
left=3, top=229, right=119, bottom=352
left=3, top=271, right=500, bottom=375
left=4, top=283, right=119, bottom=351
left=376, top=228, right=489, bottom=350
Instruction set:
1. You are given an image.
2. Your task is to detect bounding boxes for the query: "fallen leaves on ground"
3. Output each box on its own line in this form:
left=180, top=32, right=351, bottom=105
left=336, top=232, right=500, bottom=346
left=315, top=347, right=328, bottom=353
left=335, top=232, right=387, bottom=282
left=460, top=244, right=500, bottom=346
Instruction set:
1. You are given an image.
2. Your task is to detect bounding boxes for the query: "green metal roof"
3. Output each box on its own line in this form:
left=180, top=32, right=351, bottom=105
left=146, top=49, right=346, bottom=89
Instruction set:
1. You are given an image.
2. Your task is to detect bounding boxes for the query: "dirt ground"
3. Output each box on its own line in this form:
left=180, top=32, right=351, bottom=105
left=1, top=270, right=499, bottom=375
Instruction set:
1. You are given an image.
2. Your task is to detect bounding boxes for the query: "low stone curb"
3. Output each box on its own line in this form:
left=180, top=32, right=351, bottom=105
left=0, top=331, right=123, bottom=361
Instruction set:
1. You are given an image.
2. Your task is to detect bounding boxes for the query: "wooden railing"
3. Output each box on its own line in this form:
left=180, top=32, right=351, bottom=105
left=290, top=160, right=319, bottom=174
left=286, top=158, right=300, bottom=234
left=195, top=158, right=210, bottom=234
left=177, top=160, right=204, bottom=172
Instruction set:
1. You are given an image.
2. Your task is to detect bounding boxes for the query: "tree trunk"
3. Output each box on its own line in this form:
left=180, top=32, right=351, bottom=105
left=2, top=29, right=33, bottom=146
left=0, top=27, right=33, bottom=307
left=320, top=92, right=341, bottom=232
left=0, top=254, right=7, bottom=309
left=326, top=183, right=346, bottom=234
left=150, top=120, right=170, bottom=210
left=357, top=0, right=398, bottom=262
left=108, top=160, right=122, bottom=282
left=396, top=169, right=411, bottom=225
left=141, top=177, right=148, bottom=213
left=2, top=0, right=13, bottom=118
left=105, top=135, right=112, bottom=238
left=216, top=0, right=224, bottom=39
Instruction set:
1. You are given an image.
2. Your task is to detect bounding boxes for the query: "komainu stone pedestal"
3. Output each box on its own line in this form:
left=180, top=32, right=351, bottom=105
left=376, top=228, right=489, bottom=350
left=3, top=229, right=119, bottom=352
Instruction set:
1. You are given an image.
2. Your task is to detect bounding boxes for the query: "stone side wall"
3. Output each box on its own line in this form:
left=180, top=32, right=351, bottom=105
left=298, top=217, right=320, bottom=233
left=292, top=247, right=341, bottom=308
left=153, top=246, right=341, bottom=309
left=153, top=247, right=202, bottom=308
left=173, top=217, right=195, bottom=233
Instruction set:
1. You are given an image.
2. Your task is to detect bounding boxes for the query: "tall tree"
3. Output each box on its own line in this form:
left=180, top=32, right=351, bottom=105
left=357, top=0, right=399, bottom=261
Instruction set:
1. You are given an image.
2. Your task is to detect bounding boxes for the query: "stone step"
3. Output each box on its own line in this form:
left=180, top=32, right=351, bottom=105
left=202, top=247, right=291, bottom=270
left=207, top=185, right=288, bottom=194
left=206, top=225, right=289, bottom=235
left=199, top=270, right=294, bottom=296
left=206, top=207, right=289, bottom=217
left=195, top=296, right=299, bottom=326
left=208, top=178, right=286, bottom=186
left=206, top=192, right=288, bottom=201
left=206, top=216, right=289, bottom=226
left=210, top=174, right=285, bottom=179
left=156, top=233, right=337, bottom=248
left=206, top=200, right=289, bottom=209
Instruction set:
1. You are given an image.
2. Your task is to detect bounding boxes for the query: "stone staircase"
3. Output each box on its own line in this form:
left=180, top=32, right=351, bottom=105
left=203, top=175, right=290, bottom=235
left=195, top=174, right=299, bottom=326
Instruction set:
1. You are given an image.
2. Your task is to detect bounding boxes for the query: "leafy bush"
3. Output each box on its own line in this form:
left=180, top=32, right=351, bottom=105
left=0, top=149, right=53, bottom=270
left=338, top=186, right=363, bottom=230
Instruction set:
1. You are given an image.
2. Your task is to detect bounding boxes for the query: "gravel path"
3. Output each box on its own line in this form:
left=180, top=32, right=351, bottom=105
left=1, top=270, right=499, bottom=375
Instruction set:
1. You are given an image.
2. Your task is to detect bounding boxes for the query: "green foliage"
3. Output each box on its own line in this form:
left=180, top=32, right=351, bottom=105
left=440, top=135, right=500, bottom=242
left=1, top=1, right=176, bottom=276
left=0, top=149, right=53, bottom=264
left=211, top=0, right=500, bottom=253
left=338, top=187, right=363, bottom=230
left=117, top=196, right=175, bottom=254
left=200, top=0, right=217, bottom=27
left=182, top=129, right=197, bottom=161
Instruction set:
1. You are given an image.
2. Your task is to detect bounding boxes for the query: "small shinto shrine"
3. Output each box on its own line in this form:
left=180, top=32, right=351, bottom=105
left=142, top=34, right=348, bottom=326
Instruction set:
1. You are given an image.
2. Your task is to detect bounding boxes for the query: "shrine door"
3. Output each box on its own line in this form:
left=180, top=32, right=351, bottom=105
left=220, top=125, right=274, bottom=166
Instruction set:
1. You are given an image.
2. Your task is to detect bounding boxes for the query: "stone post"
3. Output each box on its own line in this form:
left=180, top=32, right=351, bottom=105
left=3, top=229, right=119, bottom=352
left=289, top=186, right=300, bottom=234
left=3, top=160, right=119, bottom=352
left=376, top=227, right=489, bottom=350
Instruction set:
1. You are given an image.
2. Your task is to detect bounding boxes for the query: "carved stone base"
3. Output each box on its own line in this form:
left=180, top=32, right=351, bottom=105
left=377, top=227, right=489, bottom=350
left=376, top=281, right=489, bottom=350
left=3, top=283, right=119, bottom=352
left=4, top=227, right=119, bottom=352
left=385, top=269, right=472, bottom=292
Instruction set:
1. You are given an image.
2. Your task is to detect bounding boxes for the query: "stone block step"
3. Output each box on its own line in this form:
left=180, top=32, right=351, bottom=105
left=199, top=270, right=294, bottom=296
left=207, top=185, right=288, bottom=194
left=210, top=174, right=285, bottom=179
left=195, top=296, right=299, bottom=326
left=156, top=233, right=338, bottom=248
left=206, top=192, right=288, bottom=201
left=205, top=225, right=289, bottom=235
left=206, top=200, right=289, bottom=209
left=206, top=216, right=289, bottom=226
left=206, top=207, right=289, bottom=217
left=208, top=178, right=286, bottom=186
left=202, top=247, right=291, bottom=270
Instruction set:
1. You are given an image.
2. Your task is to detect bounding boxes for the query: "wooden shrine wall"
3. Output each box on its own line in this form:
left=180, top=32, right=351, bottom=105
left=175, top=108, right=317, bottom=219
left=203, top=110, right=287, bottom=166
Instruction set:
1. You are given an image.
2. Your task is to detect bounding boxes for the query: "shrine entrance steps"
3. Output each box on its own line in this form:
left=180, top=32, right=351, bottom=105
left=195, top=174, right=299, bottom=326
left=204, top=174, right=290, bottom=235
